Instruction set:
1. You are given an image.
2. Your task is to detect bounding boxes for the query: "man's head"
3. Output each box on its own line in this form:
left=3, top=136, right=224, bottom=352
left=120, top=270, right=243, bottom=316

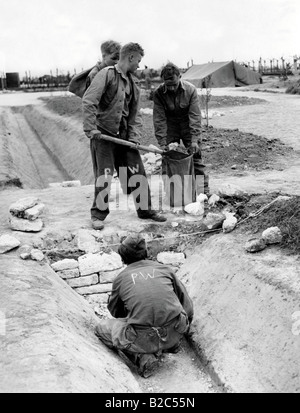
left=101, top=40, right=121, bottom=66
left=120, top=43, right=145, bottom=73
left=161, top=63, right=181, bottom=92
left=118, top=234, right=148, bottom=265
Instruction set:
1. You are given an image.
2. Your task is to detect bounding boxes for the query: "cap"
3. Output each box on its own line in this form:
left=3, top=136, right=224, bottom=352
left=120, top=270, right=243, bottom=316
left=118, top=234, right=148, bottom=263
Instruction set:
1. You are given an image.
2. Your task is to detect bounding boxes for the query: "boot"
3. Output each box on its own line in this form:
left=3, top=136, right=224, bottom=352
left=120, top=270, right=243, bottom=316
left=137, top=353, right=160, bottom=378
left=138, top=210, right=167, bottom=223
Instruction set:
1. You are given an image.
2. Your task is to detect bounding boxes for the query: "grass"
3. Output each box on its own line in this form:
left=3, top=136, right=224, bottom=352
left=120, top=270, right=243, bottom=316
left=286, top=80, right=300, bottom=95
left=241, top=196, right=300, bottom=255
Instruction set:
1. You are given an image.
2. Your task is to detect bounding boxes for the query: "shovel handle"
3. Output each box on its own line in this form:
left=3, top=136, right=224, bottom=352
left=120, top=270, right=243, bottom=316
left=101, top=134, right=164, bottom=155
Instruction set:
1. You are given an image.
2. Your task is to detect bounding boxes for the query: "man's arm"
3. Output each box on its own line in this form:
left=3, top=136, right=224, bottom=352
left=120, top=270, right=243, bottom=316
left=82, top=69, right=109, bottom=137
left=171, top=272, right=194, bottom=323
left=107, top=277, right=128, bottom=318
left=153, top=90, right=168, bottom=149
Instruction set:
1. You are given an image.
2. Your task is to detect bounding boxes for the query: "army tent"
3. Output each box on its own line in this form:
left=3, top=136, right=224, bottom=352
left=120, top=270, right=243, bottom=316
left=181, top=61, right=262, bottom=88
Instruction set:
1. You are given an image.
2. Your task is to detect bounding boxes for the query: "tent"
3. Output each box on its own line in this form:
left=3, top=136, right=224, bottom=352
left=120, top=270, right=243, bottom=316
left=181, top=61, right=262, bottom=88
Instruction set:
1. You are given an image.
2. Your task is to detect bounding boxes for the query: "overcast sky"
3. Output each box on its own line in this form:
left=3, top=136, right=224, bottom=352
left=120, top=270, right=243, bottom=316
left=0, top=0, right=300, bottom=77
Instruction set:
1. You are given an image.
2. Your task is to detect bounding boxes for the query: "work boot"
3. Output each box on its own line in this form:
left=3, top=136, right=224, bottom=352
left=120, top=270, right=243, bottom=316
left=137, top=354, right=160, bottom=379
left=91, top=218, right=105, bottom=231
left=138, top=210, right=167, bottom=223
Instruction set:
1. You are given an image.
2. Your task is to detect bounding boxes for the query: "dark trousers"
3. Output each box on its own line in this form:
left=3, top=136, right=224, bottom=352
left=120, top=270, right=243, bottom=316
left=95, top=313, right=189, bottom=358
left=165, top=119, right=209, bottom=195
left=90, top=137, right=152, bottom=220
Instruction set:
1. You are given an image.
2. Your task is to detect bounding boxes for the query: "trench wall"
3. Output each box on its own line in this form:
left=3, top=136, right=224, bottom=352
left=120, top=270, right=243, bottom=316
left=21, top=105, right=94, bottom=185
left=0, top=255, right=141, bottom=393
left=179, top=233, right=300, bottom=393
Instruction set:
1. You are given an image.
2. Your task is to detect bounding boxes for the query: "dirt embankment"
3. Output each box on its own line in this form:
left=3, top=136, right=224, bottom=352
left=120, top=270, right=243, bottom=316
left=180, top=233, right=300, bottom=393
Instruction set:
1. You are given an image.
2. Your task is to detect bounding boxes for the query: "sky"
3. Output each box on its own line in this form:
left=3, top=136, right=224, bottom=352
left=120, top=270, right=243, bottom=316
left=0, top=0, right=300, bottom=78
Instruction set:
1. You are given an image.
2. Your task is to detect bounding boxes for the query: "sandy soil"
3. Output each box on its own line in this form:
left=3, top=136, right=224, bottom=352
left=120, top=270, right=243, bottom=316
left=0, top=81, right=300, bottom=393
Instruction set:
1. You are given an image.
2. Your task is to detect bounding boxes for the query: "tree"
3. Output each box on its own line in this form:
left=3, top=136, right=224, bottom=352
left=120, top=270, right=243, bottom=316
left=200, top=75, right=212, bottom=127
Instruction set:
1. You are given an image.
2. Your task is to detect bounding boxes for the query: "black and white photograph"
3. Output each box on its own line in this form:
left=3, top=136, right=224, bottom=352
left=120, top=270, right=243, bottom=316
left=0, top=0, right=299, bottom=396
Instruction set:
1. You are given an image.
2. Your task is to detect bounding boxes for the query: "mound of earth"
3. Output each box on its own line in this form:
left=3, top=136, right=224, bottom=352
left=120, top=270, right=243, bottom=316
left=40, top=95, right=294, bottom=174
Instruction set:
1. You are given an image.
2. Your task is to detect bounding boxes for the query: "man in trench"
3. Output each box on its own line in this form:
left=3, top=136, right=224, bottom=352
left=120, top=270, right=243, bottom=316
left=82, top=43, right=167, bottom=230
left=95, top=234, right=194, bottom=378
left=153, top=62, right=210, bottom=196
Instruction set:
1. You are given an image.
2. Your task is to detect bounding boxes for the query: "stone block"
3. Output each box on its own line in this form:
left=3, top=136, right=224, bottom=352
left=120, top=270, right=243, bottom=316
left=157, top=252, right=186, bottom=266
left=262, top=227, right=283, bottom=245
left=30, top=249, right=45, bottom=262
left=9, top=197, right=40, bottom=216
left=9, top=216, right=43, bottom=233
left=75, top=283, right=113, bottom=296
left=24, top=203, right=45, bottom=221
left=78, top=252, right=122, bottom=277
left=0, top=234, right=21, bottom=254
left=67, top=274, right=99, bottom=289
left=51, top=259, right=79, bottom=272
left=57, top=269, right=80, bottom=280
left=100, top=267, right=124, bottom=284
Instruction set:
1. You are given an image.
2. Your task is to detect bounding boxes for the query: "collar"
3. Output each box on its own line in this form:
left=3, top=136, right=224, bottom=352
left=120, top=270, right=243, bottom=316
left=162, top=80, right=185, bottom=94
left=115, top=64, right=131, bottom=82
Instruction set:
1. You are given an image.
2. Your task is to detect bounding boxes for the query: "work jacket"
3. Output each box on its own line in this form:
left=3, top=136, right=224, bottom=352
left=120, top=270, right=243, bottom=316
left=108, top=260, right=194, bottom=328
left=153, top=80, right=202, bottom=147
left=82, top=65, right=141, bottom=141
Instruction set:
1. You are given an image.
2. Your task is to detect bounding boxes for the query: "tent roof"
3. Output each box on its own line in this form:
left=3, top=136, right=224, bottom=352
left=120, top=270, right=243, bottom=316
left=182, top=61, right=261, bottom=88
left=183, top=61, right=231, bottom=80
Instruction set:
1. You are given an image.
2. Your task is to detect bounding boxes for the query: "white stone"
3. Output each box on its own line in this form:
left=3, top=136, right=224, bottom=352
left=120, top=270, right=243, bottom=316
left=75, top=283, right=113, bottom=296
left=262, top=227, right=283, bottom=245
left=61, top=181, right=81, bottom=188
left=9, top=216, right=44, bottom=233
left=78, top=252, right=123, bottom=277
left=203, top=212, right=226, bottom=230
left=24, top=203, right=45, bottom=221
left=223, top=213, right=238, bottom=234
left=197, top=194, right=208, bottom=203
left=184, top=202, right=205, bottom=216
left=245, top=238, right=267, bottom=253
left=57, top=269, right=80, bottom=280
left=9, top=197, right=39, bottom=216
left=51, top=259, right=79, bottom=272
left=76, top=229, right=102, bottom=254
left=67, top=274, right=99, bottom=289
left=30, top=249, right=45, bottom=262
left=0, top=234, right=21, bottom=254
left=208, top=194, right=220, bottom=207
left=100, top=268, right=124, bottom=284
left=217, top=184, right=246, bottom=198
left=157, top=252, right=186, bottom=266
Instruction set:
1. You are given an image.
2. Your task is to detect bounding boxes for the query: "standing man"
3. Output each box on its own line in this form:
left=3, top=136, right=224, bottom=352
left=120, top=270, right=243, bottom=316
left=86, top=40, right=121, bottom=89
left=82, top=43, right=167, bottom=230
left=68, top=40, right=121, bottom=98
left=153, top=62, right=209, bottom=196
left=95, top=234, right=194, bottom=378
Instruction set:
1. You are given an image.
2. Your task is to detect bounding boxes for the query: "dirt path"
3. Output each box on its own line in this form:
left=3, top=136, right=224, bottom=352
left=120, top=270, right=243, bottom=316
left=1, top=106, right=72, bottom=189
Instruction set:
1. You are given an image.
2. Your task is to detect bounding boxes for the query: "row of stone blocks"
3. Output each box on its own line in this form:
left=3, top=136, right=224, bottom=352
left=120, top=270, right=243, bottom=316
left=51, top=251, right=124, bottom=305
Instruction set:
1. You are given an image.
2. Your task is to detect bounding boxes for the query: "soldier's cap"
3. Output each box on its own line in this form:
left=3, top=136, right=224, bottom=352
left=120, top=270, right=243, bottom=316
left=161, top=63, right=181, bottom=83
left=118, top=234, right=147, bottom=260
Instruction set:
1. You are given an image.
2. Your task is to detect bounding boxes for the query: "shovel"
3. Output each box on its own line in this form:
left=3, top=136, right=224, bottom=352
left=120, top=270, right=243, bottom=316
left=101, top=133, right=164, bottom=155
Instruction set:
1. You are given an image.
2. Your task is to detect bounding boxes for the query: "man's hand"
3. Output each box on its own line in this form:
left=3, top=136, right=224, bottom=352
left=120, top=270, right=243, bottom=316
left=86, top=130, right=102, bottom=140
left=160, top=144, right=169, bottom=153
left=188, top=141, right=201, bottom=155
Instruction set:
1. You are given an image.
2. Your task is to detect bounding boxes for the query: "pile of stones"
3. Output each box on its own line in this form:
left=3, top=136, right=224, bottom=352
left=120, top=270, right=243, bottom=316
left=9, top=197, right=45, bottom=233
